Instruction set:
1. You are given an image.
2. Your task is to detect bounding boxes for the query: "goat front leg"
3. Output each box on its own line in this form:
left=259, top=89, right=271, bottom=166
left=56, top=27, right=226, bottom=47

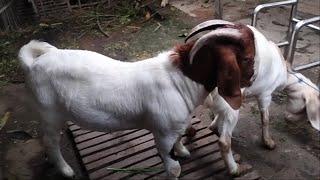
left=219, top=109, right=248, bottom=176
left=40, top=109, right=75, bottom=178
left=161, top=0, right=169, bottom=7
left=257, top=95, right=275, bottom=149
left=154, top=132, right=181, bottom=178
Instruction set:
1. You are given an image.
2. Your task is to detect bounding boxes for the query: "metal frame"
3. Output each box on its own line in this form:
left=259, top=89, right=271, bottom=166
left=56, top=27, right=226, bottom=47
left=251, top=0, right=320, bottom=71
left=214, top=0, right=222, bottom=19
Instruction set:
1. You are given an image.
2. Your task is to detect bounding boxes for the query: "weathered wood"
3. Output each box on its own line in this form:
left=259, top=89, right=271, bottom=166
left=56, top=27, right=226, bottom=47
left=78, top=130, right=149, bottom=156
left=68, top=117, right=261, bottom=180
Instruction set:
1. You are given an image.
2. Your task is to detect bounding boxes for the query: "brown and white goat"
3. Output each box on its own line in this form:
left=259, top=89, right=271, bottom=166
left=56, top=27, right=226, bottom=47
left=187, top=20, right=320, bottom=176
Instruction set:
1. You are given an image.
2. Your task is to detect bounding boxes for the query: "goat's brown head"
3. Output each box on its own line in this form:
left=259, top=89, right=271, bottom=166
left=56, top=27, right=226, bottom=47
left=172, top=20, right=255, bottom=110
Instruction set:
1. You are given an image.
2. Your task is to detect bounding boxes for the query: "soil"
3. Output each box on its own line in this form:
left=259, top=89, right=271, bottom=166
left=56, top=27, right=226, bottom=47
left=0, top=0, right=319, bottom=180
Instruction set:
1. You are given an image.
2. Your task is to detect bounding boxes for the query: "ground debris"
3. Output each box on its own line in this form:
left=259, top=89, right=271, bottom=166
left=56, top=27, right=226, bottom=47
left=0, top=111, right=11, bottom=130
left=6, top=130, right=33, bottom=141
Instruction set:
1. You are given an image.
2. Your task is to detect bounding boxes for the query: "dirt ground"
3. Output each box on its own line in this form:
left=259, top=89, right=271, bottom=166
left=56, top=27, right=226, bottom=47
left=0, top=0, right=319, bottom=180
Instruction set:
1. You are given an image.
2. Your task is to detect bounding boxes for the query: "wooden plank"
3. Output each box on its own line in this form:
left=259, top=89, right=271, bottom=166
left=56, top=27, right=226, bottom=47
left=74, top=131, right=107, bottom=143
left=76, top=129, right=138, bottom=149
left=82, top=133, right=154, bottom=164
left=67, top=115, right=260, bottom=180
left=90, top=146, right=159, bottom=179
left=86, top=139, right=156, bottom=171
left=126, top=130, right=219, bottom=179
left=91, top=124, right=214, bottom=179
left=72, top=129, right=92, bottom=136
left=79, top=130, right=149, bottom=156
left=102, top=156, right=164, bottom=180
left=69, top=124, right=81, bottom=131
left=184, top=154, right=241, bottom=179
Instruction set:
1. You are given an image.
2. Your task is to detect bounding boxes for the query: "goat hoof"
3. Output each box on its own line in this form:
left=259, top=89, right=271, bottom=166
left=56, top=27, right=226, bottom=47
left=230, top=164, right=240, bottom=177
left=231, top=163, right=252, bottom=177
left=175, top=147, right=190, bottom=158
left=61, top=165, right=76, bottom=179
left=167, top=161, right=181, bottom=178
left=264, top=138, right=276, bottom=150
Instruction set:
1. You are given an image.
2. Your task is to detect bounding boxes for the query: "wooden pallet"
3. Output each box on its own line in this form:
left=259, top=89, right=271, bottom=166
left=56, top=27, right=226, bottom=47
left=68, top=118, right=260, bottom=180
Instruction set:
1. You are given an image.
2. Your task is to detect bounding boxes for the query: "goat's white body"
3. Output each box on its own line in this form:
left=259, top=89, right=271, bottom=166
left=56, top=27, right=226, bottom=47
left=19, top=40, right=207, bottom=178
left=24, top=45, right=206, bottom=132
left=243, top=26, right=287, bottom=98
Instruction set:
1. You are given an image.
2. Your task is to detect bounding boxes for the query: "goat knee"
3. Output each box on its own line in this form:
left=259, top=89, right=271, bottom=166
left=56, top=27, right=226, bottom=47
left=166, top=160, right=181, bottom=178
left=218, top=138, right=230, bottom=153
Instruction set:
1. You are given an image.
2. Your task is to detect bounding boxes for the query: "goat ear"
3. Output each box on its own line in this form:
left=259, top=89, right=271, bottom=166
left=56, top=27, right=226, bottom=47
left=305, top=94, right=320, bottom=131
left=217, top=48, right=242, bottom=110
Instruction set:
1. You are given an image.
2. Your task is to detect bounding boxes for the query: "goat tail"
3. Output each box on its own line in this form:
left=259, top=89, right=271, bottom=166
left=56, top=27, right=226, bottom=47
left=18, top=40, right=57, bottom=71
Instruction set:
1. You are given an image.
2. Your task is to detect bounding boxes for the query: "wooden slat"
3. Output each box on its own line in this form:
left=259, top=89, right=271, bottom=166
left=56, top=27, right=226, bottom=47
left=82, top=133, right=154, bottom=164
left=77, top=129, right=142, bottom=150
left=68, top=117, right=260, bottom=180
left=90, top=145, right=158, bottom=179
left=87, top=139, right=156, bottom=172
left=74, top=131, right=107, bottom=143
left=79, top=130, right=149, bottom=156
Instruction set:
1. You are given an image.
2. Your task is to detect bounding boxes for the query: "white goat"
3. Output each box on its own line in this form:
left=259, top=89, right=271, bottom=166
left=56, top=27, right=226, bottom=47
left=19, top=21, right=254, bottom=178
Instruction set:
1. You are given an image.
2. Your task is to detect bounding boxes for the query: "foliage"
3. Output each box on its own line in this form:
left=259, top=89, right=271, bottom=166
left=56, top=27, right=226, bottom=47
left=0, top=0, right=141, bottom=85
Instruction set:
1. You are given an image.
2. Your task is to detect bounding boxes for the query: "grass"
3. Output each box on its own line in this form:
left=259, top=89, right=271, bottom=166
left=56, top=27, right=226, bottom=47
left=0, top=0, right=142, bottom=86
left=0, top=1, right=192, bottom=87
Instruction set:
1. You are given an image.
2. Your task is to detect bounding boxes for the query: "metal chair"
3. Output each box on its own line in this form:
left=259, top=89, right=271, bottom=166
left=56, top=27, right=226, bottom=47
left=251, top=0, right=320, bottom=71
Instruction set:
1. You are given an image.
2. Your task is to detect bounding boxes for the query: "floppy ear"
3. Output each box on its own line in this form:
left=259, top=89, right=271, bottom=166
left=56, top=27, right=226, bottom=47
left=305, top=94, right=320, bottom=131
left=188, top=29, right=243, bottom=109
left=217, top=47, right=242, bottom=110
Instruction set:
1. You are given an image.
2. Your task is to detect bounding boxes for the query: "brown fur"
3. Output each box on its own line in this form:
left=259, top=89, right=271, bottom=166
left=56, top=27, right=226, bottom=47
left=170, top=23, right=255, bottom=109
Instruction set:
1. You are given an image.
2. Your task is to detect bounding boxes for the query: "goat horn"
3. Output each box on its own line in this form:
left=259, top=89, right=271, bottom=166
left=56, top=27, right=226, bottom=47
left=185, top=20, right=235, bottom=42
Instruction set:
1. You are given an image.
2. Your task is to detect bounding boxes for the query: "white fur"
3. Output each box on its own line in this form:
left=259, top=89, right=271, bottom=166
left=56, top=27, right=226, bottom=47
left=161, top=0, right=169, bottom=7
left=285, top=71, right=320, bottom=130
left=19, top=40, right=208, bottom=178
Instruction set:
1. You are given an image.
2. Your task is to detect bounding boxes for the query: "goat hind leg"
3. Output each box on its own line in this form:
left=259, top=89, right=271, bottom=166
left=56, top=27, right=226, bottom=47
left=40, top=109, right=75, bottom=178
left=258, top=95, right=275, bottom=149
left=154, top=132, right=181, bottom=178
